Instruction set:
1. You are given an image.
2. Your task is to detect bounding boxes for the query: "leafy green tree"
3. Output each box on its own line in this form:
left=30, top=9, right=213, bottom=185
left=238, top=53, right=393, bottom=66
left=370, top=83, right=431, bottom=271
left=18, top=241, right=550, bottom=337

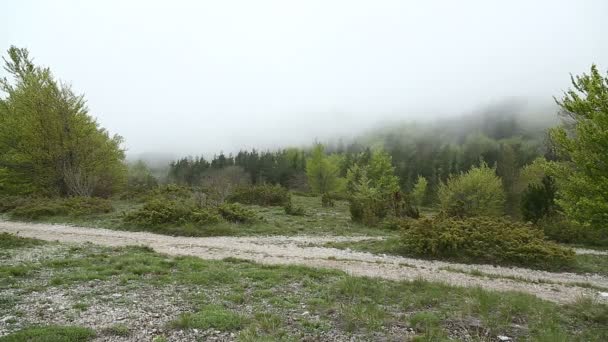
left=438, top=162, right=505, bottom=217
left=346, top=149, right=402, bottom=224
left=306, top=144, right=343, bottom=194
left=548, top=65, right=608, bottom=230
left=0, top=47, right=126, bottom=197
left=367, top=149, right=400, bottom=194
left=411, top=176, right=428, bottom=207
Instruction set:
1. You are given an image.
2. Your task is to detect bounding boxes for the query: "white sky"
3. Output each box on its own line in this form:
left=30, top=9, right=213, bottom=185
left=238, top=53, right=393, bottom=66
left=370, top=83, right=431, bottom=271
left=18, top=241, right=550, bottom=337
left=2, top=0, right=607, bottom=158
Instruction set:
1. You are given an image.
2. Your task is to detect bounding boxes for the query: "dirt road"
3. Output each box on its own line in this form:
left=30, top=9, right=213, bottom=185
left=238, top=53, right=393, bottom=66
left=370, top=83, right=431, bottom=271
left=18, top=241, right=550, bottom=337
left=1, top=220, right=607, bottom=304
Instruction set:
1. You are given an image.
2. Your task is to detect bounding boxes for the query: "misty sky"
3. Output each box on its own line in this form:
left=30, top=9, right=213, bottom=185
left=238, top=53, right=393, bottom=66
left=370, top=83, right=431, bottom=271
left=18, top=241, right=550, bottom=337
left=2, top=0, right=607, bottom=158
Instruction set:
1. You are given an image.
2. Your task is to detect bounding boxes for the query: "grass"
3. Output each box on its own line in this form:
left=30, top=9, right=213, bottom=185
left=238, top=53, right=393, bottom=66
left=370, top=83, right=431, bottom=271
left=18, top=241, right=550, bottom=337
left=0, top=326, right=95, bottom=342
left=13, top=195, right=391, bottom=237
left=102, top=324, right=130, bottom=337
left=170, top=305, right=245, bottom=330
left=2, top=234, right=606, bottom=340
left=439, top=266, right=608, bottom=292
left=0, top=232, right=43, bottom=250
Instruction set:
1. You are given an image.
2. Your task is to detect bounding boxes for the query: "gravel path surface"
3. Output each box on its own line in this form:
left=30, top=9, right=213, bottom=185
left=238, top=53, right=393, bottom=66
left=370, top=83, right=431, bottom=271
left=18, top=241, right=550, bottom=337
left=1, top=220, right=607, bottom=304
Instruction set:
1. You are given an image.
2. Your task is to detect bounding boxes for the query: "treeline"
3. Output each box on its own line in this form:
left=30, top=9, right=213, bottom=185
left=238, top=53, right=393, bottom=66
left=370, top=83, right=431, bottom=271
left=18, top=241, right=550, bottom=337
left=167, top=149, right=307, bottom=189
left=165, top=107, right=550, bottom=217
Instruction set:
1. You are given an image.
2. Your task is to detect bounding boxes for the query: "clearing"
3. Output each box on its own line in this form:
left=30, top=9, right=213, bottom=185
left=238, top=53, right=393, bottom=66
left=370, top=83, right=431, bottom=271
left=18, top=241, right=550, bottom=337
left=1, top=220, right=607, bottom=305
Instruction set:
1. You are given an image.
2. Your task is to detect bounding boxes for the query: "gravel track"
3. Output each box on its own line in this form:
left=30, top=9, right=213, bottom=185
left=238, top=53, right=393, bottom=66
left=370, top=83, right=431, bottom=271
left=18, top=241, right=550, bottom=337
left=1, top=220, right=607, bottom=304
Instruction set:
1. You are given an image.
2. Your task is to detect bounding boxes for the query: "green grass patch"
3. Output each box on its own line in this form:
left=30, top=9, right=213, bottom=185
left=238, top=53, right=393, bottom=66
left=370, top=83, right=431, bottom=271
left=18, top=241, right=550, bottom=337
left=170, top=305, right=245, bottom=331
left=0, top=326, right=95, bottom=342
left=0, top=233, right=44, bottom=250
left=102, top=324, right=130, bottom=337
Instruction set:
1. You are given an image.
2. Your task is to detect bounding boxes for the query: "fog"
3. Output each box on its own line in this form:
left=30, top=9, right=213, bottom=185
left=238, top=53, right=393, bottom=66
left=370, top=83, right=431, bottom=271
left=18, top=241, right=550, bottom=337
left=2, top=0, right=607, bottom=159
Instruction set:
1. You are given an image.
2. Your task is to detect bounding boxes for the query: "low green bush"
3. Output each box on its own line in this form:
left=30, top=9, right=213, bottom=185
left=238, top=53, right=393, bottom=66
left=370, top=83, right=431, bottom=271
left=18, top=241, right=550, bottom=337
left=227, top=184, right=290, bottom=206
left=400, top=216, right=575, bottom=268
left=62, top=197, right=113, bottom=216
left=0, top=195, right=29, bottom=213
left=538, top=215, right=608, bottom=246
left=123, top=199, right=220, bottom=226
left=146, top=184, right=193, bottom=201
left=284, top=201, right=305, bottom=216
left=321, top=193, right=335, bottom=207
left=10, top=197, right=113, bottom=220
left=218, top=203, right=257, bottom=223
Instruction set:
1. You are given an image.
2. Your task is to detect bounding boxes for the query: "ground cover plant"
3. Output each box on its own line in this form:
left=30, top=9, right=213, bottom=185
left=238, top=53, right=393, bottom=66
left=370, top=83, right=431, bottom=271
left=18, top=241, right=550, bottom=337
left=0, top=235, right=607, bottom=341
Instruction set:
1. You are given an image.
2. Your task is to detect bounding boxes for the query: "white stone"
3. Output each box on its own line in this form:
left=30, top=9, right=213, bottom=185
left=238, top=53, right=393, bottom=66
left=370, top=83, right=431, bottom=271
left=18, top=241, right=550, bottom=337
left=599, top=292, right=608, bottom=298
left=498, top=336, right=512, bottom=341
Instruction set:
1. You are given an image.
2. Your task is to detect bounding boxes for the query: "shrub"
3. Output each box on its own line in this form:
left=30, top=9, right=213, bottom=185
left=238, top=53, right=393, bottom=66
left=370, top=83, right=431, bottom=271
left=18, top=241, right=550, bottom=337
left=146, top=184, right=193, bottom=201
left=123, top=199, right=192, bottom=226
left=284, top=201, right=305, bottom=216
left=123, top=199, right=220, bottom=227
left=400, top=216, right=575, bottom=268
left=438, top=162, right=505, bottom=218
left=381, top=216, right=407, bottom=231
left=62, top=197, right=113, bottom=216
left=537, top=215, right=585, bottom=244
left=521, top=176, right=557, bottom=223
left=538, top=215, right=608, bottom=246
left=227, top=184, right=290, bottom=206
left=10, top=200, right=67, bottom=219
left=321, top=193, right=335, bottom=207
left=218, top=203, right=257, bottom=223
left=0, top=195, right=29, bottom=213
left=10, top=197, right=112, bottom=220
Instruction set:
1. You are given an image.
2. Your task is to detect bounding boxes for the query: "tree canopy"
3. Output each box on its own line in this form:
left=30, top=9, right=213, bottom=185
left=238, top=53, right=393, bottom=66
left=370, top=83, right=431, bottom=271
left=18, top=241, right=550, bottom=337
left=0, top=46, right=126, bottom=197
left=547, top=65, right=608, bottom=230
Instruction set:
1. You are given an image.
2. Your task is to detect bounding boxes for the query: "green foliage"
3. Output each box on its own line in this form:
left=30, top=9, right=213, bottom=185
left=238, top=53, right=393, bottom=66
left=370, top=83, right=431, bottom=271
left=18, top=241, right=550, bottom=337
left=306, top=144, right=344, bottom=194
left=0, top=195, right=28, bottom=213
left=126, top=160, right=158, bottom=196
left=0, top=325, right=95, bottom=342
left=521, top=176, right=557, bottom=223
left=218, top=203, right=258, bottom=223
left=227, top=184, right=290, bottom=206
left=10, top=197, right=112, bottom=220
left=320, top=192, right=335, bottom=207
left=146, top=184, right=193, bottom=201
left=283, top=201, right=305, bottom=216
left=438, top=162, right=505, bottom=217
left=538, top=214, right=608, bottom=246
left=547, top=65, right=608, bottom=233
left=400, top=216, right=575, bottom=268
left=123, top=198, right=220, bottom=227
left=0, top=47, right=126, bottom=197
left=346, top=149, right=402, bottom=225
left=410, top=176, right=428, bottom=207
